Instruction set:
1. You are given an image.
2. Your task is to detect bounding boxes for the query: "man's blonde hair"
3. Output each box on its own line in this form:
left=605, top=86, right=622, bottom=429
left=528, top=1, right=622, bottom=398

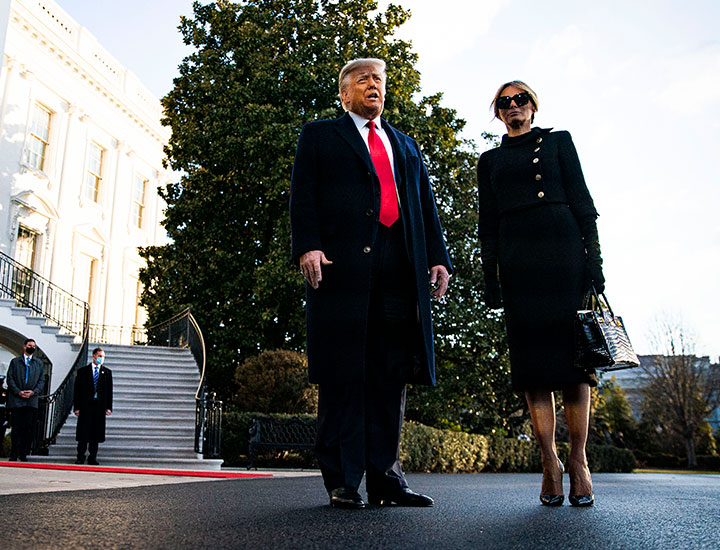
left=338, top=58, right=386, bottom=111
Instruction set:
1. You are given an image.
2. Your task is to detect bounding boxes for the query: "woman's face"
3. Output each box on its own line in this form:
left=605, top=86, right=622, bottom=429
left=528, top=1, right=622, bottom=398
left=497, top=85, right=536, bottom=131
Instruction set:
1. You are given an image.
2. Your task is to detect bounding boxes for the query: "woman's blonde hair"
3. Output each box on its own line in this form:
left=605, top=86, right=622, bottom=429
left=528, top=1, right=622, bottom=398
left=491, top=80, right=539, bottom=122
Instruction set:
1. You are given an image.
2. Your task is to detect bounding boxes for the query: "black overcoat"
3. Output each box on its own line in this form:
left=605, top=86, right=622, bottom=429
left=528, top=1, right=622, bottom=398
left=73, top=363, right=113, bottom=443
left=477, top=127, right=599, bottom=390
left=290, top=113, right=452, bottom=386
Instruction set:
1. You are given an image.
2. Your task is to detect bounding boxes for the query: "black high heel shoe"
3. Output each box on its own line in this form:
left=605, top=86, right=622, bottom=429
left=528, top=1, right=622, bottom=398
left=540, top=459, right=564, bottom=507
left=569, top=462, right=594, bottom=507
left=569, top=494, right=594, bottom=507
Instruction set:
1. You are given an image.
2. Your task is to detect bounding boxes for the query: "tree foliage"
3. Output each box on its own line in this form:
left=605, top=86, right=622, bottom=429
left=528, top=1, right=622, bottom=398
left=592, top=375, right=637, bottom=447
left=639, top=317, right=720, bottom=467
left=139, top=0, right=518, bottom=432
left=232, top=350, right=317, bottom=414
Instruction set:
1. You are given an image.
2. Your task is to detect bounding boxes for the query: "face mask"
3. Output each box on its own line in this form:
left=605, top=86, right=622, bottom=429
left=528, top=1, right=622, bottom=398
left=25, top=347, right=36, bottom=355
left=95, top=356, right=104, bottom=366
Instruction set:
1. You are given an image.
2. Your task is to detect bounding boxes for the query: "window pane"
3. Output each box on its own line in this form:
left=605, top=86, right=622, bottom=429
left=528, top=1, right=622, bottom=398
left=133, top=176, right=146, bottom=228
left=27, top=104, right=51, bottom=171
left=86, top=144, right=103, bottom=202
left=31, top=105, right=50, bottom=141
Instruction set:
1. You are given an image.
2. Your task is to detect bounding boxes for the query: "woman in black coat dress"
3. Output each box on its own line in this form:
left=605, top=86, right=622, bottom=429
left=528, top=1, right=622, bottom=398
left=477, top=81, right=604, bottom=507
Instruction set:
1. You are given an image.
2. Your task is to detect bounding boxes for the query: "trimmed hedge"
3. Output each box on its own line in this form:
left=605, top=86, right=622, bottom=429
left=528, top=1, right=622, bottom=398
left=633, top=450, right=720, bottom=471
left=222, top=412, right=635, bottom=472
left=484, top=437, right=635, bottom=473
left=400, top=422, right=489, bottom=473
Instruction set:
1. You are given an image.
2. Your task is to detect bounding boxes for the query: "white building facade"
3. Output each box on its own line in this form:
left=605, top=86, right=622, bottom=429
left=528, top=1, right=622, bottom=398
left=0, top=0, right=169, bottom=357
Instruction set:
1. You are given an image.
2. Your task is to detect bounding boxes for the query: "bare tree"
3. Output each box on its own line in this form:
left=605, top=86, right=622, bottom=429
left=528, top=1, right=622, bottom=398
left=641, top=316, right=720, bottom=467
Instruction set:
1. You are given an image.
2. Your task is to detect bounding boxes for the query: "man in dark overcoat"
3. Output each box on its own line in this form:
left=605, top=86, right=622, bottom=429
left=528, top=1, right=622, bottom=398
left=74, top=347, right=112, bottom=465
left=290, top=58, right=452, bottom=509
left=6, top=338, right=45, bottom=461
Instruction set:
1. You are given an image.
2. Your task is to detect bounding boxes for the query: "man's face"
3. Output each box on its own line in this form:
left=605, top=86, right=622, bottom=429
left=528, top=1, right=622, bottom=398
left=93, top=351, right=105, bottom=364
left=341, top=65, right=385, bottom=119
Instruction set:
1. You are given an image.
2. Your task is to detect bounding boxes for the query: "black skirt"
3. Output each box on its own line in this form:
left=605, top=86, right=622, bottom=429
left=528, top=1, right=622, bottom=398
left=498, top=203, right=597, bottom=391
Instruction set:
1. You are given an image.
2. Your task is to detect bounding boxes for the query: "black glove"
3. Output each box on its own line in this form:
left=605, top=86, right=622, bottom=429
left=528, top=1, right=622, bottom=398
left=484, top=279, right=503, bottom=309
left=585, top=262, right=605, bottom=294
left=578, top=214, right=605, bottom=293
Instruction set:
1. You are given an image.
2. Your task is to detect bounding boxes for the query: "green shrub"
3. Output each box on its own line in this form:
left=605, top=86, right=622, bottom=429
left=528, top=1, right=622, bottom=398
left=696, top=455, right=720, bottom=471
left=485, top=436, right=542, bottom=472
left=233, top=350, right=317, bottom=414
left=484, top=437, right=635, bottom=473
left=220, top=412, right=635, bottom=473
left=586, top=444, right=636, bottom=473
left=400, top=422, right=488, bottom=473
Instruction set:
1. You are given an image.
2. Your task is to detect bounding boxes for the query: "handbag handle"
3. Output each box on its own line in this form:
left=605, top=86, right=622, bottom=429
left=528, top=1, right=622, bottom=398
left=584, top=285, right=616, bottom=318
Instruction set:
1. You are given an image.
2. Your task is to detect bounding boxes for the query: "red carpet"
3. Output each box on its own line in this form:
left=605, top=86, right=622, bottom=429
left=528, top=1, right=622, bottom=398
left=0, top=461, right=272, bottom=478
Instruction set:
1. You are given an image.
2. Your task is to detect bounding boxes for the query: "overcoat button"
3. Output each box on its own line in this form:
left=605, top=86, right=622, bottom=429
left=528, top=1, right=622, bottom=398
left=534, top=147, right=540, bottom=152
left=535, top=174, right=542, bottom=181
left=536, top=137, right=543, bottom=143
left=533, top=158, right=539, bottom=163
left=363, top=246, right=371, bottom=254
left=538, top=191, right=545, bottom=198
left=366, top=209, right=374, bottom=217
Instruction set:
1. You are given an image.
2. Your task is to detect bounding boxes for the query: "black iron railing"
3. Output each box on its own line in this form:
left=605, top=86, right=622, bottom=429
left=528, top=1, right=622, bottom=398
left=88, top=324, right=148, bottom=345
left=0, top=250, right=90, bottom=451
left=33, top=332, right=88, bottom=451
left=0, top=250, right=88, bottom=336
left=147, top=308, right=222, bottom=458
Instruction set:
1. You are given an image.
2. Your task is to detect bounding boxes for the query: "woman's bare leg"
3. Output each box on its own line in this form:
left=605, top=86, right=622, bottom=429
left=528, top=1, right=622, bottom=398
left=525, top=389, right=563, bottom=496
left=562, top=382, right=593, bottom=496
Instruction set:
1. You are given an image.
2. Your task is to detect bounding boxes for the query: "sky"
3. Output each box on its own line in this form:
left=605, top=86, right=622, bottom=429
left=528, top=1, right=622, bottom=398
left=54, top=0, right=720, bottom=360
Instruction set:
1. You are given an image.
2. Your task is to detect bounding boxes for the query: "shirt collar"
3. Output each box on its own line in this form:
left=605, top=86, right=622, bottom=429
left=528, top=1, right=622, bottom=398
left=348, top=110, right=382, bottom=132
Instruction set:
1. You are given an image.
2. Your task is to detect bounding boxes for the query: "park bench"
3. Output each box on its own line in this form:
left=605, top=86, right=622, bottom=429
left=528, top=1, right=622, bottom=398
left=247, top=416, right=317, bottom=469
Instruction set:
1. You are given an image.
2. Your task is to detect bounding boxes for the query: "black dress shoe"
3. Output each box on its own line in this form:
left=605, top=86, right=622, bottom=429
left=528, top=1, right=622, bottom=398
left=368, top=488, right=434, bottom=507
left=8, top=457, right=17, bottom=462
left=18, top=456, right=28, bottom=462
left=329, top=487, right=365, bottom=509
left=569, top=494, right=594, bottom=507
left=75, top=457, right=85, bottom=465
left=87, top=458, right=99, bottom=466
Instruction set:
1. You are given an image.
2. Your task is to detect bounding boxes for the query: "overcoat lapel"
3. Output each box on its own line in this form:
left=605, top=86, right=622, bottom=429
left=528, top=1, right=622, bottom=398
left=334, top=113, right=373, bottom=171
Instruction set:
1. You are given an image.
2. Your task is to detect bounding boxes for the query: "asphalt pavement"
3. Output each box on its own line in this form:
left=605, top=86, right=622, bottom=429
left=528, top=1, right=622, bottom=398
left=1, top=467, right=718, bottom=549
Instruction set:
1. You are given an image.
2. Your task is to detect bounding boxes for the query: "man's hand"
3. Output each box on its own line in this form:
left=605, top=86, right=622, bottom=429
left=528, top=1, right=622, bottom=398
left=106, top=410, right=112, bottom=416
left=74, top=410, right=80, bottom=417
left=429, top=265, right=449, bottom=299
left=300, top=250, right=333, bottom=289
left=19, top=390, right=33, bottom=399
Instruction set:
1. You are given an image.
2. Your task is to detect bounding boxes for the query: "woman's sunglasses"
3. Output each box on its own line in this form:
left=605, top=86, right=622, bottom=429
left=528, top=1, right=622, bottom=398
left=496, top=92, right=531, bottom=110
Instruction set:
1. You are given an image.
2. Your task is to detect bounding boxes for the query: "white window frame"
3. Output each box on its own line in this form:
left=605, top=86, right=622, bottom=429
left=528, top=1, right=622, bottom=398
left=85, top=142, right=104, bottom=203
left=131, top=174, right=147, bottom=229
left=25, top=103, right=52, bottom=172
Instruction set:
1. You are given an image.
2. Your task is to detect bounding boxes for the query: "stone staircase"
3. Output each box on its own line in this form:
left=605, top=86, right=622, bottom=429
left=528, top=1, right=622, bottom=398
left=0, top=297, right=78, bottom=391
left=43, top=343, right=222, bottom=470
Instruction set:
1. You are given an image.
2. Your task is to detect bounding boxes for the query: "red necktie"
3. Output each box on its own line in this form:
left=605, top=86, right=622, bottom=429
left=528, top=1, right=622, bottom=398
left=367, top=122, right=399, bottom=227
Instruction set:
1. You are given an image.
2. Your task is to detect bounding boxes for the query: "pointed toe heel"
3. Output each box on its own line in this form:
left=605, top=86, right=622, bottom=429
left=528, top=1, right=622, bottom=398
left=540, top=494, right=564, bottom=507
left=569, top=494, right=594, bottom=507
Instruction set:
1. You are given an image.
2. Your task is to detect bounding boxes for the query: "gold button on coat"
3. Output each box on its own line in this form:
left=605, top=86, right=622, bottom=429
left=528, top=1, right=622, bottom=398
left=363, top=246, right=371, bottom=254
left=538, top=191, right=545, bottom=198
left=533, top=158, right=539, bottom=163
left=536, top=137, right=543, bottom=143
left=535, top=174, right=542, bottom=181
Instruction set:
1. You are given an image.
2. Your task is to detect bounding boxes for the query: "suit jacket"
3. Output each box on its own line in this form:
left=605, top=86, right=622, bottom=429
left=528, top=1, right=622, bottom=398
left=73, top=363, right=112, bottom=442
left=6, top=355, right=45, bottom=408
left=290, top=112, right=452, bottom=385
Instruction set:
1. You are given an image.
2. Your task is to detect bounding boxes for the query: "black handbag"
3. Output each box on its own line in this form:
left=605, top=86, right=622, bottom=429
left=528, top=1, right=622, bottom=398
left=575, top=287, right=640, bottom=372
